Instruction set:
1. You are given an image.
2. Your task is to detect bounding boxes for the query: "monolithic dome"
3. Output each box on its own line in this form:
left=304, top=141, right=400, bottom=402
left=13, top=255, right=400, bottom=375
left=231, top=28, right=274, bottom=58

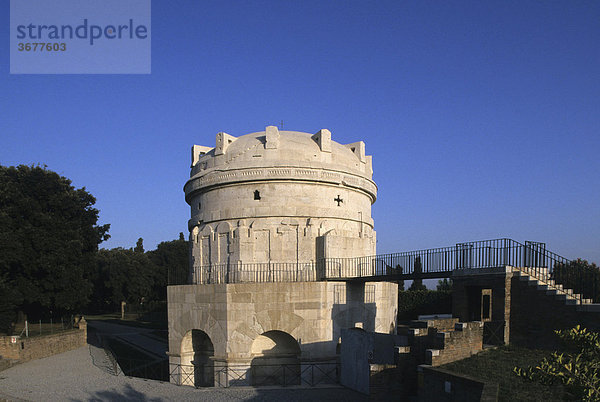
left=168, top=127, right=397, bottom=387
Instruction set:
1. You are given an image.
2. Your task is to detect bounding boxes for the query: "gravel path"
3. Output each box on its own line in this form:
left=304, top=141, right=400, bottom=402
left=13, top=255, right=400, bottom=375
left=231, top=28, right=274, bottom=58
left=0, top=346, right=368, bottom=401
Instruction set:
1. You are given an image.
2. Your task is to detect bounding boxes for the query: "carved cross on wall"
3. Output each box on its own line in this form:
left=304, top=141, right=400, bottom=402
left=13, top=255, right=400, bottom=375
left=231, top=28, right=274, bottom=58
left=334, top=195, right=343, bottom=206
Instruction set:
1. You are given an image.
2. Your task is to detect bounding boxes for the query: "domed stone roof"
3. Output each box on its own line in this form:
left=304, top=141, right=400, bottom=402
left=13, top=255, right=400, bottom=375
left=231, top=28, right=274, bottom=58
left=185, top=126, right=376, bottom=202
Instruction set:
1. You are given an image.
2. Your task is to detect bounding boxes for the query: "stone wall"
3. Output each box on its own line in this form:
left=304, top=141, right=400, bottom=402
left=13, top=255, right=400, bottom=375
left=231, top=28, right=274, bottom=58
left=426, top=322, right=483, bottom=366
left=167, top=281, right=398, bottom=369
left=509, top=277, right=600, bottom=348
left=0, top=327, right=86, bottom=364
left=400, top=319, right=483, bottom=367
left=418, top=365, right=499, bottom=402
left=452, top=267, right=600, bottom=348
left=452, top=267, right=513, bottom=344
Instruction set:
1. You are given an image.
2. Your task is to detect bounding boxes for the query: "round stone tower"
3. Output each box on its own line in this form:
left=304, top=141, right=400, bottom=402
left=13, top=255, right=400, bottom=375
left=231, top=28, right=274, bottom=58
left=168, top=127, right=397, bottom=387
left=184, top=126, right=377, bottom=282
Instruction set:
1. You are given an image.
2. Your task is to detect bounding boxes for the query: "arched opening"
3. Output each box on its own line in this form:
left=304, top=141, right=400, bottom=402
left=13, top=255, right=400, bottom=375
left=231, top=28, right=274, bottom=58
left=180, top=329, right=214, bottom=387
left=250, top=330, right=301, bottom=386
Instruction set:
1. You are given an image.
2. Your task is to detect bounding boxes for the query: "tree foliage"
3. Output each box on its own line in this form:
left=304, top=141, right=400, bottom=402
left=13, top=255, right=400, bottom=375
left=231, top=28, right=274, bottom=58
left=147, top=233, right=188, bottom=295
left=514, top=326, right=600, bottom=401
left=90, top=247, right=156, bottom=310
left=0, top=165, right=109, bottom=323
left=436, top=278, right=453, bottom=291
left=397, top=289, right=452, bottom=321
left=553, top=259, right=600, bottom=303
left=88, top=234, right=188, bottom=313
left=408, top=256, right=427, bottom=291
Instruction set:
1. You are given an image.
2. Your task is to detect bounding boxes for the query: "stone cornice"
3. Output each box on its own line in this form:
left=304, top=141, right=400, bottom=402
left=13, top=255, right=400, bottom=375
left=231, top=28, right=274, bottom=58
left=184, top=167, right=377, bottom=202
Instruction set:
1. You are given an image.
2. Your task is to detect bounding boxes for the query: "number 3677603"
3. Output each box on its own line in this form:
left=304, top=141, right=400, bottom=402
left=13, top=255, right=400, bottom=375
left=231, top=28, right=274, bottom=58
left=18, top=43, right=66, bottom=51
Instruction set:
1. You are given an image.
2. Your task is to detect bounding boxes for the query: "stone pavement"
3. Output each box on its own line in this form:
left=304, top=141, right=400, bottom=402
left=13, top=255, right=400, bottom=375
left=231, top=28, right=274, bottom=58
left=0, top=345, right=369, bottom=401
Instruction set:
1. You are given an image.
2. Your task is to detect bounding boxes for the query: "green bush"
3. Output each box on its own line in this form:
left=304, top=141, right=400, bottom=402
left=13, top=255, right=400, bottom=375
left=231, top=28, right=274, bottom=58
left=397, top=290, right=452, bottom=321
left=514, top=326, right=600, bottom=401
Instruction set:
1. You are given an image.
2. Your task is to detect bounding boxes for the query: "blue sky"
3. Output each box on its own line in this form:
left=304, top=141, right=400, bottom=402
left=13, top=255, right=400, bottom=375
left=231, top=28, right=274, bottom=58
left=1, top=1, right=599, bottom=263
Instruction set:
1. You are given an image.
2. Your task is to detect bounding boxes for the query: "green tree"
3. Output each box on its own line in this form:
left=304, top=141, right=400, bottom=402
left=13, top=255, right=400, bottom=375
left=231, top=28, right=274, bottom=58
left=148, top=233, right=189, bottom=294
left=515, top=326, right=600, bottom=400
left=93, top=247, right=155, bottom=309
left=553, top=259, right=600, bottom=303
left=436, top=278, right=453, bottom=291
left=134, top=237, right=145, bottom=254
left=0, top=165, right=109, bottom=323
left=409, top=256, right=427, bottom=291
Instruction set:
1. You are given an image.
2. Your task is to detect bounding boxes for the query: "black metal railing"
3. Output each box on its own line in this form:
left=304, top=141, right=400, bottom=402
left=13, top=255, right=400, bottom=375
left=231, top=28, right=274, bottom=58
left=168, top=238, right=600, bottom=302
left=187, top=262, right=318, bottom=284
left=322, top=238, right=571, bottom=280
left=118, top=357, right=170, bottom=381
left=168, top=361, right=339, bottom=388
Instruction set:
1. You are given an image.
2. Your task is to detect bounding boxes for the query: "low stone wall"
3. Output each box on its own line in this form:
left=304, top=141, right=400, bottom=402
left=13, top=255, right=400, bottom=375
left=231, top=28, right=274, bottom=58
left=427, top=322, right=484, bottom=366
left=418, top=365, right=498, bottom=402
left=0, top=321, right=86, bottom=364
left=401, top=320, right=483, bottom=367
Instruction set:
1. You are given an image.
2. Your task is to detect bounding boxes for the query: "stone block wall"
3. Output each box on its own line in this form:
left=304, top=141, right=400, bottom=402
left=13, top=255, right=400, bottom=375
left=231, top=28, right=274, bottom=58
left=452, top=267, right=600, bottom=348
left=418, top=365, right=499, bottom=402
left=168, top=281, right=398, bottom=369
left=0, top=328, right=87, bottom=364
left=427, top=322, right=483, bottom=366
left=509, top=277, right=600, bottom=348
left=452, top=267, right=513, bottom=344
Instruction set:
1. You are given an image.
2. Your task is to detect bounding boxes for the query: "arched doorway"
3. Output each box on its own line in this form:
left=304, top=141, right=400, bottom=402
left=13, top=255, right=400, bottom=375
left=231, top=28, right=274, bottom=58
left=250, top=330, right=301, bottom=386
left=180, top=329, right=214, bottom=387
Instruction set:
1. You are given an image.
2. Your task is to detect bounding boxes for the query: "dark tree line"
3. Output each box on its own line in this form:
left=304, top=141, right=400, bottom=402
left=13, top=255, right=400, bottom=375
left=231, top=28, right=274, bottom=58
left=0, top=165, right=109, bottom=326
left=0, top=165, right=188, bottom=332
left=88, top=235, right=188, bottom=313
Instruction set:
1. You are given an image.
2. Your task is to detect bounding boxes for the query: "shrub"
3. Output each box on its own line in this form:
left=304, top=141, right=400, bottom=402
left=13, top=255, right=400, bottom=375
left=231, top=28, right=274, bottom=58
left=397, top=290, right=452, bottom=321
left=514, top=326, right=600, bottom=401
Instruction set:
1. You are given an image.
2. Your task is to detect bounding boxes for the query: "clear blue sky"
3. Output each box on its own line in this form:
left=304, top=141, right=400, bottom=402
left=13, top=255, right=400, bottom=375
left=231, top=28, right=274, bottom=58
left=1, top=1, right=599, bottom=263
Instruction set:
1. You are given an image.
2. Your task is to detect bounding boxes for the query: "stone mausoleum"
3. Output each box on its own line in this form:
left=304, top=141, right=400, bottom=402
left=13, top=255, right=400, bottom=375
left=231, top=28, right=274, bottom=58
left=167, top=127, right=397, bottom=386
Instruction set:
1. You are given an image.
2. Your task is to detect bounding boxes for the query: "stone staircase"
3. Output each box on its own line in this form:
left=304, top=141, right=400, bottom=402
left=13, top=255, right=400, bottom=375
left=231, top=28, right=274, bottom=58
left=396, top=317, right=484, bottom=367
left=511, top=266, right=599, bottom=311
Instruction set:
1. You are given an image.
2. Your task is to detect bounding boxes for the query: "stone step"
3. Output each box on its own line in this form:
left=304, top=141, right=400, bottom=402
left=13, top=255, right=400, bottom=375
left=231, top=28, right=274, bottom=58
left=555, top=294, right=567, bottom=301
left=425, top=349, right=440, bottom=365
left=395, top=346, right=410, bottom=354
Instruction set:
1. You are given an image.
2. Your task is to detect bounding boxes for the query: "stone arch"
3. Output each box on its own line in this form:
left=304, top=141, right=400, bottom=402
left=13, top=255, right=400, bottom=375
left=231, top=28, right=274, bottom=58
left=199, top=224, right=214, bottom=236
left=191, top=226, right=200, bottom=243
left=341, top=220, right=354, bottom=236
left=215, top=221, right=232, bottom=234
left=250, top=330, right=301, bottom=386
left=197, top=225, right=214, bottom=265
left=180, top=329, right=214, bottom=387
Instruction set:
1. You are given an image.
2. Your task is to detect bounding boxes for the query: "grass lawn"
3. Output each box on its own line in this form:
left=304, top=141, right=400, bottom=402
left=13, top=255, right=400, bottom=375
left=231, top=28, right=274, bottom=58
left=441, top=346, right=565, bottom=401
left=85, top=312, right=167, bottom=330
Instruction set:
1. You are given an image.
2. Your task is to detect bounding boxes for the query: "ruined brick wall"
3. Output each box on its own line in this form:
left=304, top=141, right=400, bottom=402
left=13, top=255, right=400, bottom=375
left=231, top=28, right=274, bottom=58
left=427, top=322, right=483, bottom=367
left=0, top=328, right=86, bottom=363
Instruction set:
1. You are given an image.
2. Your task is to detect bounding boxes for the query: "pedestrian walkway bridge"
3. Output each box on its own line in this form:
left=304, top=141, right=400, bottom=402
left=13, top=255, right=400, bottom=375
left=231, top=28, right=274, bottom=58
left=323, top=238, right=557, bottom=282
left=172, top=238, right=564, bottom=284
